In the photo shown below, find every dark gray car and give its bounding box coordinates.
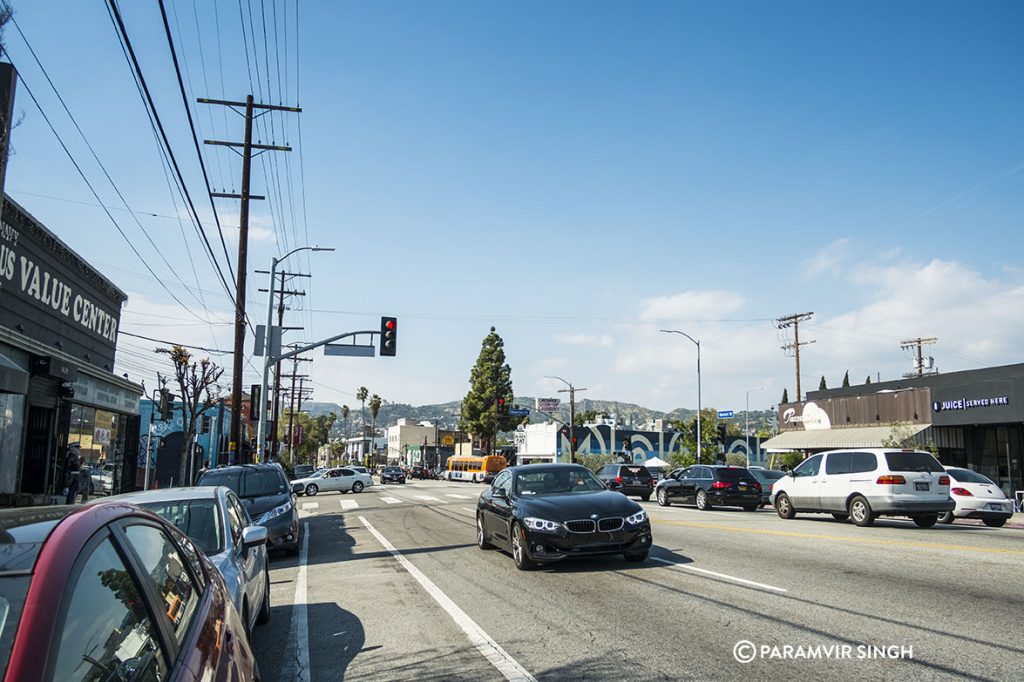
[197,464,301,555]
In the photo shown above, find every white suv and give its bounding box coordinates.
[770,449,954,528]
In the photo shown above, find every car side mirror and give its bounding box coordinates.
[242,525,268,548]
[492,488,508,500]
[292,482,304,494]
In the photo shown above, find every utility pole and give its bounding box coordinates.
[198,95,300,464]
[777,312,815,402]
[282,352,311,463]
[900,337,938,377]
[546,376,586,463]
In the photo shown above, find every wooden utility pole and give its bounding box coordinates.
[198,95,300,464]
[900,337,938,377]
[777,312,815,402]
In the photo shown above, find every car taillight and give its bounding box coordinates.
[710,481,730,490]
[876,475,906,485]
[951,487,973,496]
[615,476,622,484]
[939,475,950,486]
[752,481,762,490]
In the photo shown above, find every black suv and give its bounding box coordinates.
[655,465,761,511]
[596,464,654,501]
[380,466,406,484]
[197,463,301,554]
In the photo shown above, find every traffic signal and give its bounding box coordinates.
[717,423,727,444]
[249,385,261,421]
[496,397,508,416]
[158,389,174,421]
[380,316,397,357]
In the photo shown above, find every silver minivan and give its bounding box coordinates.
[770,449,954,527]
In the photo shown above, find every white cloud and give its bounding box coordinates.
[637,290,745,321]
[801,238,850,278]
[554,333,614,347]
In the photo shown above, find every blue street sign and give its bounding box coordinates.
[717,410,735,419]
[508,408,530,417]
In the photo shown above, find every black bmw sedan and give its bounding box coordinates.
[476,464,653,570]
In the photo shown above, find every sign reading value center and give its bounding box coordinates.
[0,196,125,369]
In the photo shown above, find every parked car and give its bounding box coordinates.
[410,466,433,480]
[197,463,301,554]
[293,466,373,496]
[477,464,653,570]
[770,449,954,527]
[0,503,260,680]
[939,466,1013,527]
[101,486,270,637]
[595,464,654,501]
[746,468,787,507]
[85,463,115,495]
[350,465,370,476]
[380,466,407,484]
[655,465,762,511]
[292,464,316,480]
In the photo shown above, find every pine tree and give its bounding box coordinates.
[461,327,515,453]
[819,376,827,391]
[842,371,850,388]
[865,376,872,385]
[781,388,789,404]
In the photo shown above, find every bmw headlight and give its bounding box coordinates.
[626,510,647,526]
[257,500,293,526]
[523,517,561,533]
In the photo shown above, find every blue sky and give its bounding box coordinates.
[3,1,1022,414]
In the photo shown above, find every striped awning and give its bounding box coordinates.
[761,424,930,451]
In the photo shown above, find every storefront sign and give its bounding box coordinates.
[72,373,139,413]
[1,197,125,369]
[932,396,1009,412]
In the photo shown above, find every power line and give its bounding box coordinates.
[119,331,233,355]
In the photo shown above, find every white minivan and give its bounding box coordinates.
[770,449,954,528]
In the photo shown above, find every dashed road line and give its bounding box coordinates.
[339,499,360,511]
[359,516,535,682]
[650,557,788,593]
[415,495,441,502]
[462,507,476,513]
[380,496,402,504]
[446,494,472,499]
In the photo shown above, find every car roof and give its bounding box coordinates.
[206,463,284,472]
[103,486,227,505]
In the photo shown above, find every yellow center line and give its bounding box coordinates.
[651,518,1024,555]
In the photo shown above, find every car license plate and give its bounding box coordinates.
[738,485,747,490]
[915,482,929,491]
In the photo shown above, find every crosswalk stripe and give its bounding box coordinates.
[340,499,360,511]
[301,502,319,511]
[415,495,440,502]
[380,496,401,504]
[445,494,472,499]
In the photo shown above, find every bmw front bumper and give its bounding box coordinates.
[521,522,653,562]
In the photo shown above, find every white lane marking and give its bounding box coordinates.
[380,496,402,504]
[284,522,310,681]
[462,507,476,513]
[650,557,788,593]
[445,494,472,499]
[415,495,441,502]
[359,517,535,682]
[301,502,319,511]
[340,499,360,511]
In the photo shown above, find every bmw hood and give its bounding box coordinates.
[517,491,641,519]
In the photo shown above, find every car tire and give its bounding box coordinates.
[242,603,252,642]
[624,549,649,562]
[641,494,651,502]
[937,511,955,524]
[256,569,271,624]
[831,513,849,521]
[775,493,796,519]
[742,504,758,512]
[913,514,938,528]
[657,488,670,507]
[511,522,536,571]
[353,481,364,493]
[695,489,711,511]
[477,514,494,550]
[848,495,875,527]
[982,518,1007,528]
[305,484,318,496]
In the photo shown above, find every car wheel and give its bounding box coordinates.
[256,569,271,624]
[624,549,649,562]
[742,504,758,512]
[848,495,875,527]
[477,514,494,550]
[305,484,318,496]
[353,481,364,493]
[831,513,849,521]
[656,488,670,507]
[695,489,711,511]
[641,494,651,502]
[982,518,1007,528]
[937,511,955,524]
[913,514,938,528]
[775,493,796,519]
[511,522,535,571]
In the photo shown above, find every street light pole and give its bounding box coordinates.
[745,385,764,467]
[545,375,586,463]
[660,330,702,464]
[257,246,333,462]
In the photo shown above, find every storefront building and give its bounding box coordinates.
[0,196,143,504]
[138,399,232,488]
[764,363,1024,498]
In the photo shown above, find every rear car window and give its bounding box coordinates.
[946,468,994,485]
[884,451,943,473]
[622,466,651,479]
[716,469,755,482]
[140,499,223,556]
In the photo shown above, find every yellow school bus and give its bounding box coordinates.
[445,455,507,483]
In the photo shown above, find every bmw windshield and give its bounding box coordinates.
[514,468,606,495]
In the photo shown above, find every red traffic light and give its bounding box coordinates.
[498,398,505,405]
[385,319,395,330]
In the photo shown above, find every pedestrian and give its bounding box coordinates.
[78,463,91,503]
[63,443,81,504]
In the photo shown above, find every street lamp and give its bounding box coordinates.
[745,385,764,467]
[660,330,702,463]
[256,245,334,462]
[545,375,586,463]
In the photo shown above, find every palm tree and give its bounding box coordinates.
[369,394,382,465]
[341,405,350,462]
[356,387,368,460]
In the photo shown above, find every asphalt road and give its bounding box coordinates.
[249,479,1024,681]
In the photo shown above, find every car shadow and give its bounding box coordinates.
[251,601,368,681]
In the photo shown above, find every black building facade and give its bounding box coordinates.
[0,195,143,504]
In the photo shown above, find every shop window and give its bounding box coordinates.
[0,393,26,494]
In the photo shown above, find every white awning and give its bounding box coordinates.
[761,424,930,451]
